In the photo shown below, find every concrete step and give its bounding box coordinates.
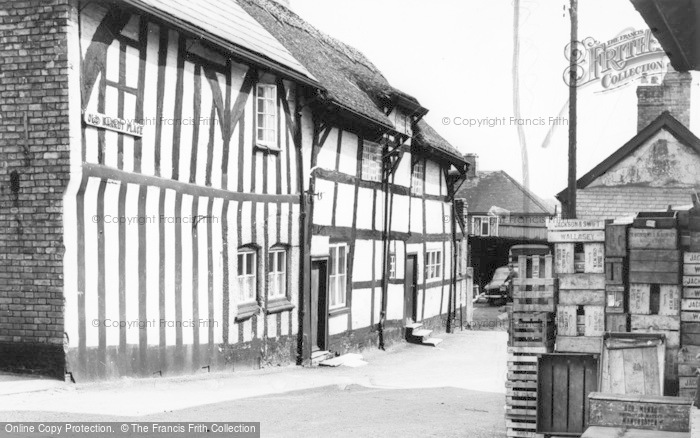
[422,338,443,347]
[405,322,423,330]
[319,353,365,367]
[411,329,432,339]
[311,350,333,366]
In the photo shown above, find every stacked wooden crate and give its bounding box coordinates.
[628,218,681,394]
[548,219,606,354]
[680,252,700,398]
[506,254,556,438]
[605,223,628,332]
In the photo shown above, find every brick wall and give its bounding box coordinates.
[576,186,693,220]
[0,0,71,378]
[637,67,691,132]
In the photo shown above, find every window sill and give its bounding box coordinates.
[266,298,295,315]
[235,302,260,322]
[329,306,350,317]
[254,143,281,153]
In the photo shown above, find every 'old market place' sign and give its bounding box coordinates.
[84,112,144,137]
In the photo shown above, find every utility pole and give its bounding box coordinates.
[566,0,578,219]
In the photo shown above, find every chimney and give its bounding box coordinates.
[464,153,478,179]
[637,64,691,131]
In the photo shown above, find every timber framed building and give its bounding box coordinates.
[0,0,469,380]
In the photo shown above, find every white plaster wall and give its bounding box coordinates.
[316,128,339,171]
[391,194,410,233]
[589,129,700,188]
[329,313,348,335]
[387,284,404,320]
[312,178,335,226]
[351,288,372,329]
[356,187,374,230]
[338,131,358,176]
[425,200,445,234]
[353,240,374,282]
[335,183,355,227]
[410,197,423,233]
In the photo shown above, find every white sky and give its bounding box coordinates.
[290,0,700,201]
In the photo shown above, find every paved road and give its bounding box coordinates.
[0,331,508,438]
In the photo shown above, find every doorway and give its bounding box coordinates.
[404,254,418,323]
[310,259,329,351]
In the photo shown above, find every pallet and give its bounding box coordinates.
[506,343,548,438]
[512,281,557,312]
[505,416,543,438]
[510,312,555,348]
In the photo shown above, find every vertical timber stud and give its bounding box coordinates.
[567,0,578,219]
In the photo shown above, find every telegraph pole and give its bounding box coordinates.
[566,0,578,219]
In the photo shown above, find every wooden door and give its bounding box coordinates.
[405,254,418,322]
[310,260,328,351]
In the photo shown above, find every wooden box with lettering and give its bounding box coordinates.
[605,223,628,258]
[628,228,678,250]
[587,393,692,432]
[629,284,651,315]
[681,322,700,346]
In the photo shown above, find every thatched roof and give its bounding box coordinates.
[237,0,464,163]
[413,119,462,160]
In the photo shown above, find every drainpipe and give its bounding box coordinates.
[379,138,395,350]
[294,95,307,366]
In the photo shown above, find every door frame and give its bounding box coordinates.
[404,253,419,323]
[310,257,329,352]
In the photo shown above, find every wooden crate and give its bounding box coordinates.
[555,243,575,274]
[605,223,628,257]
[557,305,604,337]
[629,249,680,284]
[506,345,549,437]
[517,254,553,279]
[633,211,678,229]
[604,257,624,285]
[584,243,605,274]
[556,336,603,354]
[560,289,605,306]
[588,392,692,432]
[681,322,700,346]
[677,346,700,401]
[628,228,678,250]
[605,313,628,332]
[605,285,625,313]
[690,231,700,252]
[513,279,557,312]
[630,284,681,316]
[510,312,555,348]
[600,333,666,395]
[559,273,606,290]
[630,314,680,331]
[537,353,599,436]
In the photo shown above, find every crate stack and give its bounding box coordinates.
[506,254,556,438]
[627,215,681,393]
[548,219,606,354]
[604,223,629,332]
[680,251,700,398]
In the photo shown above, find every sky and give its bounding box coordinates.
[289,0,700,202]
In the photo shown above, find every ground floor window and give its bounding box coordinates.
[237,250,257,303]
[426,250,442,280]
[329,244,348,308]
[268,248,287,300]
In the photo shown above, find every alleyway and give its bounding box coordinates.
[0,330,507,437]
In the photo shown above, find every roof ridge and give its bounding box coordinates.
[497,171,552,214]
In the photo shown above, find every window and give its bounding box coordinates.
[411,160,424,196]
[237,250,257,303]
[329,244,348,309]
[362,141,382,182]
[395,112,410,135]
[389,254,397,279]
[268,249,287,300]
[256,84,277,145]
[471,216,499,237]
[426,250,442,280]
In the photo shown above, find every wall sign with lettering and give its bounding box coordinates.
[84,112,144,137]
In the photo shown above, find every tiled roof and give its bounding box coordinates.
[456,171,553,215]
[576,186,695,219]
